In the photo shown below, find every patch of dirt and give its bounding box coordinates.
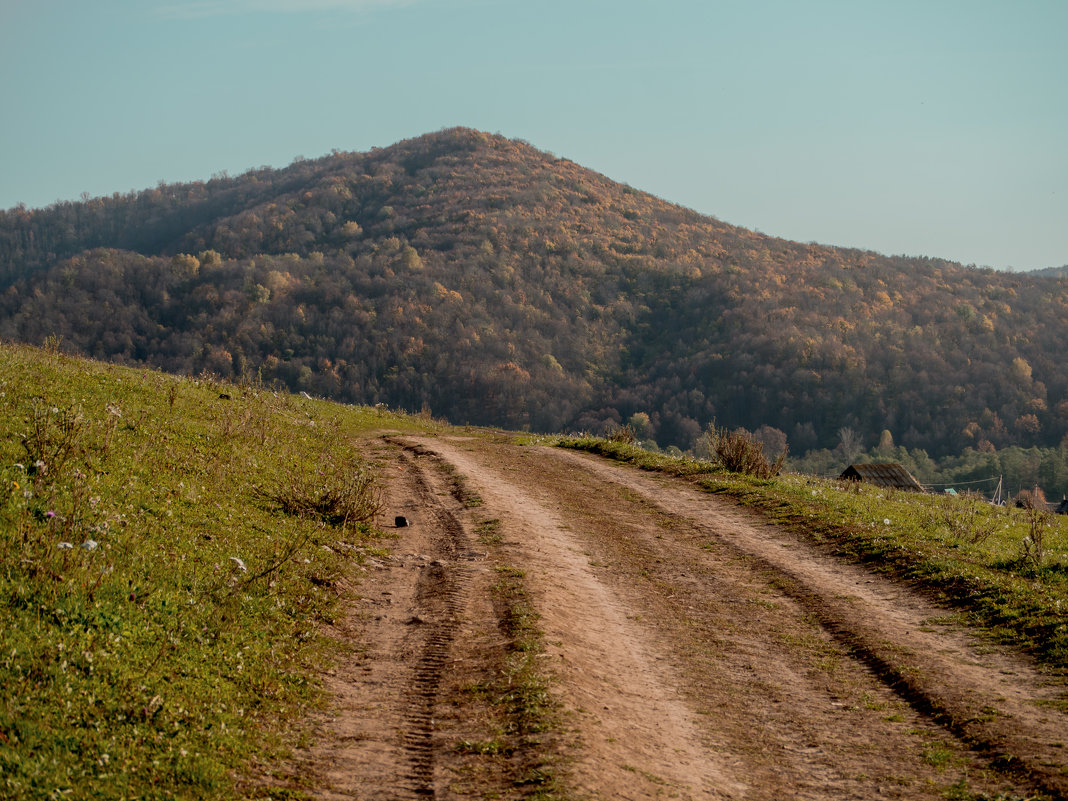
[293,435,1068,800]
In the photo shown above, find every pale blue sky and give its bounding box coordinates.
[1,0,1065,270]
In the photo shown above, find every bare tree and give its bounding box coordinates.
[838,427,862,461]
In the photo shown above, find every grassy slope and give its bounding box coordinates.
[0,341,433,800]
[553,436,1068,674]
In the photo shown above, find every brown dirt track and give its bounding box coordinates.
[293,434,1068,800]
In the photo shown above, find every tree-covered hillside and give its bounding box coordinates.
[2,127,1066,463]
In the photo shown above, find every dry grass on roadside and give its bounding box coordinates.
[703,423,787,479]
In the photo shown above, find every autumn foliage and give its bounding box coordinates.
[1,128,1067,464]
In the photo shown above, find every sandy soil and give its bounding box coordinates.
[293,435,1068,800]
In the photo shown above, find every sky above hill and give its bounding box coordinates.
[1,0,1065,271]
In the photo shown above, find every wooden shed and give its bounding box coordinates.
[839,463,925,492]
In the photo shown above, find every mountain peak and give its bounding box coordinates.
[1,130,1066,473]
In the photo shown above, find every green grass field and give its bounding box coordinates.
[0,341,433,800]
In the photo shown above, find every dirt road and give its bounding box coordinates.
[296,435,1068,800]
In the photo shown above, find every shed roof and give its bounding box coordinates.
[839,463,925,492]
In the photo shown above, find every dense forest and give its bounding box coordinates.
[2,127,1067,494]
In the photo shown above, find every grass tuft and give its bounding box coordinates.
[486,563,567,798]
[254,456,381,531]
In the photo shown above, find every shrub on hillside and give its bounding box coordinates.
[605,423,637,445]
[705,423,787,479]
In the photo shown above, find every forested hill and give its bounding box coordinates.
[1,127,1066,460]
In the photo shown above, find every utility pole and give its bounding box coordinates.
[991,475,1003,506]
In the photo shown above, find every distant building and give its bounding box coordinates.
[1055,497,1068,515]
[838,463,925,492]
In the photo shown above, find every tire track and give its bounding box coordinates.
[291,437,486,801]
[393,444,475,798]
[557,445,1068,799]
[560,449,1068,798]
